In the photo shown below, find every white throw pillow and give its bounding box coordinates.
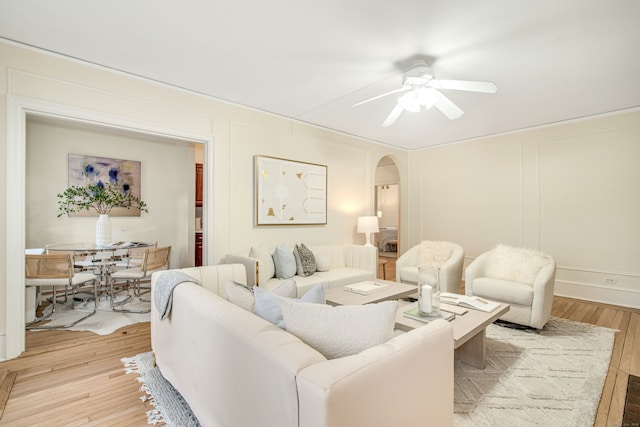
[314,253,331,272]
[225,279,296,312]
[272,244,297,279]
[253,282,325,328]
[485,244,549,285]
[282,300,398,359]
[417,241,452,267]
[249,246,275,285]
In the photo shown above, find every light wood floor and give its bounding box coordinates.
[0,258,635,426]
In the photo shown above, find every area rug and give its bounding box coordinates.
[454,317,616,427]
[31,297,150,335]
[123,317,615,427]
[122,352,201,426]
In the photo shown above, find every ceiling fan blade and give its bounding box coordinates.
[430,79,497,94]
[433,91,464,120]
[382,104,404,127]
[351,87,410,108]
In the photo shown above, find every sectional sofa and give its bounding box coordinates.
[150,263,454,427]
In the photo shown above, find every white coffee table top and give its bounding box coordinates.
[395,300,510,349]
[325,280,416,306]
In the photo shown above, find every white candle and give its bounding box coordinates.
[420,285,432,313]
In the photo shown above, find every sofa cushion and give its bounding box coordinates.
[249,246,275,285]
[282,300,398,359]
[225,279,296,312]
[272,245,297,279]
[293,243,316,277]
[472,277,534,306]
[254,283,325,328]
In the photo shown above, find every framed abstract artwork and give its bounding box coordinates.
[68,154,143,217]
[255,155,327,225]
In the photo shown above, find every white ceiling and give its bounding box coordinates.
[1,0,639,150]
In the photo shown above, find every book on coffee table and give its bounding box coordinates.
[440,292,500,313]
[343,281,389,295]
[403,307,455,323]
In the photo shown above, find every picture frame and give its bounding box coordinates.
[67,154,143,217]
[255,155,327,225]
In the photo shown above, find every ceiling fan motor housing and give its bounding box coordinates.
[402,64,434,87]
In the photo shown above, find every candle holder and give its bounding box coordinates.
[417,265,441,317]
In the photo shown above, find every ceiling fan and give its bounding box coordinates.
[352,62,498,126]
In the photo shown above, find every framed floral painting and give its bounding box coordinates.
[68,154,142,217]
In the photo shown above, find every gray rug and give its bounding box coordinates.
[124,317,615,427]
[122,352,201,426]
[455,317,616,427]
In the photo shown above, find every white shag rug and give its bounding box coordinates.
[455,317,616,427]
[31,296,150,335]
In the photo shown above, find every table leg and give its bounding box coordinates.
[455,329,486,369]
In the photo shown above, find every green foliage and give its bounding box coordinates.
[57,184,148,217]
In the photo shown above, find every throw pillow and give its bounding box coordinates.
[249,246,276,285]
[225,280,255,311]
[282,300,398,359]
[225,279,296,312]
[485,244,549,285]
[293,243,317,277]
[417,241,452,268]
[272,244,297,279]
[314,252,331,272]
[253,282,325,328]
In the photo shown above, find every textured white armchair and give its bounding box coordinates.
[465,244,556,329]
[395,241,465,293]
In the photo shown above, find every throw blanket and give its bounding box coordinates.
[154,271,201,320]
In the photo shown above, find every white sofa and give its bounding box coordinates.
[151,264,454,427]
[224,244,377,297]
[395,241,465,293]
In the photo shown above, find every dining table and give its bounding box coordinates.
[45,241,155,300]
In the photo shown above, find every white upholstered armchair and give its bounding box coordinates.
[395,241,465,293]
[465,244,556,329]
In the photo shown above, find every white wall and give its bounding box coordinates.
[408,109,640,308]
[26,116,196,267]
[0,40,408,359]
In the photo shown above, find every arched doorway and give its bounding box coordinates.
[375,156,400,258]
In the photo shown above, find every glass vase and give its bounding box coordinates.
[417,265,441,317]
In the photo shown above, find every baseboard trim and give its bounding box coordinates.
[555,280,640,309]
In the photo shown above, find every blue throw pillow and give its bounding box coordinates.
[272,245,297,279]
[254,283,326,328]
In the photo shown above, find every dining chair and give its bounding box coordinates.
[25,253,99,329]
[113,241,158,270]
[109,245,171,313]
[25,248,45,323]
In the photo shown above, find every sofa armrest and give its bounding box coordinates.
[223,254,259,287]
[343,244,377,276]
[296,319,454,427]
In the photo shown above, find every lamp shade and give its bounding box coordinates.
[357,216,379,233]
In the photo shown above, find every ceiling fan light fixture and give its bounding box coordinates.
[398,91,421,112]
[417,87,439,109]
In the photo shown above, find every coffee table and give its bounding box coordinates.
[325,279,417,306]
[395,300,510,369]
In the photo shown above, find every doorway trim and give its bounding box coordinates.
[5,94,213,360]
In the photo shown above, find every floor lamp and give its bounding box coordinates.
[357,216,379,247]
